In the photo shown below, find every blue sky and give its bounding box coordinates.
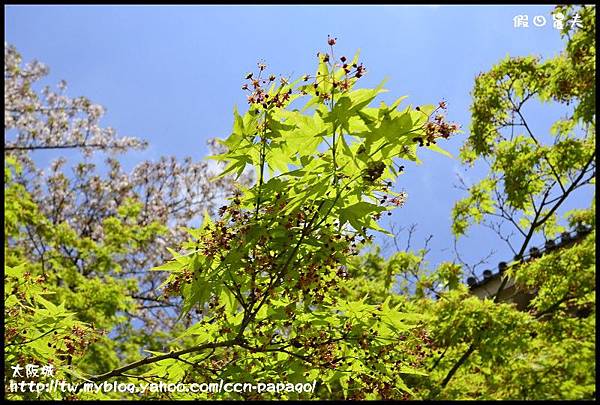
[5,5,592,278]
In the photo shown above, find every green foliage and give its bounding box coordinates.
[437,5,596,400]
[73,41,458,400]
[511,218,595,317]
[425,210,595,400]
[4,7,594,400]
[4,262,99,400]
[452,178,495,236]
[455,5,595,238]
[4,157,173,387]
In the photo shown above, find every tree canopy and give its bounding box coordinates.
[4,5,595,400]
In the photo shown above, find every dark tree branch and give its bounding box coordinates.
[5,143,122,152]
